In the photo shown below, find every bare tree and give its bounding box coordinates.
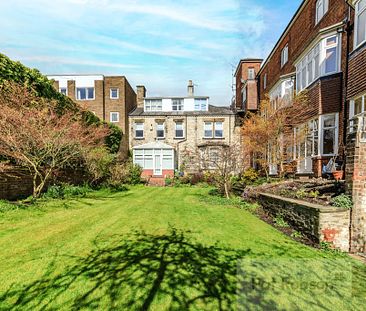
[199,144,245,198]
[0,83,109,197]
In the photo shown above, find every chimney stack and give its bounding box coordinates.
[136,85,146,108]
[187,80,194,97]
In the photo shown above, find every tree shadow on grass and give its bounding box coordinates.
[0,228,275,310]
[2,228,364,310]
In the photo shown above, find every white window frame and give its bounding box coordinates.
[110,112,119,123]
[295,33,341,92]
[156,122,165,139]
[135,122,144,139]
[264,74,267,90]
[319,113,339,156]
[110,88,119,99]
[76,87,95,100]
[354,0,366,49]
[281,44,289,67]
[172,99,184,111]
[315,0,329,25]
[194,98,208,111]
[145,99,162,112]
[349,94,366,132]
[204,121,224,138]
[175,121,184,138]
[133,149,175,173]
[248,68,255,80]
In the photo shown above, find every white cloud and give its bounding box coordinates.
[12,55,140,69]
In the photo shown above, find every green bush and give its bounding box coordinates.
[274,215,290,228]
[241,168,260,185]
[107,161,142,189]
[331,194,353,209]
[43,184,90,199]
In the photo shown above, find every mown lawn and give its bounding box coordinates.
[0,186,365,310]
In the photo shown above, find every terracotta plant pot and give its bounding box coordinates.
[332,170,344,181]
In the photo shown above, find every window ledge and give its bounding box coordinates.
[202,137,225,140]
[134,138,145,140]
[174,137,185,140]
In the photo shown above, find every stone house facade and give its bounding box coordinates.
[48,75,136,155]
[129,82,240,181]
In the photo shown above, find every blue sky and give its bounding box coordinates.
[0,0,301,106]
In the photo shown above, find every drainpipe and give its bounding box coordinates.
[344,2,354,253]
[176,115,188,172]
[102,76,106,121]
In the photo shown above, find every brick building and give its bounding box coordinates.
[238,0,350,177]
[233,59,262,112]
[129,81,240,183]
[344,0,366,253]
[48,75,136,155]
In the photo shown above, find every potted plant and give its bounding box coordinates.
[331,145,345,181]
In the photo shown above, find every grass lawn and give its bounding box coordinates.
[0,186,365,310]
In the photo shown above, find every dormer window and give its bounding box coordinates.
[172,99,184,111]
[315,0,329,25]
[145,99,162,111]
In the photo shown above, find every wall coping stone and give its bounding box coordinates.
[258,192,348,213]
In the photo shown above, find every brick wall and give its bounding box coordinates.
[347,44,366,100]
[0,168,88,201]
[346,130,366,253]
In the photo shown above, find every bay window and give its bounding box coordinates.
[172,99,184,111]
[194,98,208,111]
[296,35,340,92]
[355,0,366,48]
[269,78,294,110]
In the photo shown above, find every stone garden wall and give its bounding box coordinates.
[258,193,350,252]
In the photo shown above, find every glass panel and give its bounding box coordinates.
[156,123,165,138]
[359,0,366,11]
[355,97,363,115]
[162,158,173,169]
[87,88,94,99]
[326,36,337,46]
[60,88,67,95]
[314,54,320,79]
[325,47,337,73]
[111,113,118,122]
[323,129,335,154]
[204,122,213,137]
[214,122,223,138]
[144,156,153,169]
[145,149,153,156]
[77,88,86,100]
[134,149,143,155]
[323,115,335,127]
[357,9,366,46]
[172,99,184,111]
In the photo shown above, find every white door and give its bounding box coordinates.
[154,154,162,175]
[297,138,313,174]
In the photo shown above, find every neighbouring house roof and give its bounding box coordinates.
[129,105,235,117]
[133,142,174,149]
